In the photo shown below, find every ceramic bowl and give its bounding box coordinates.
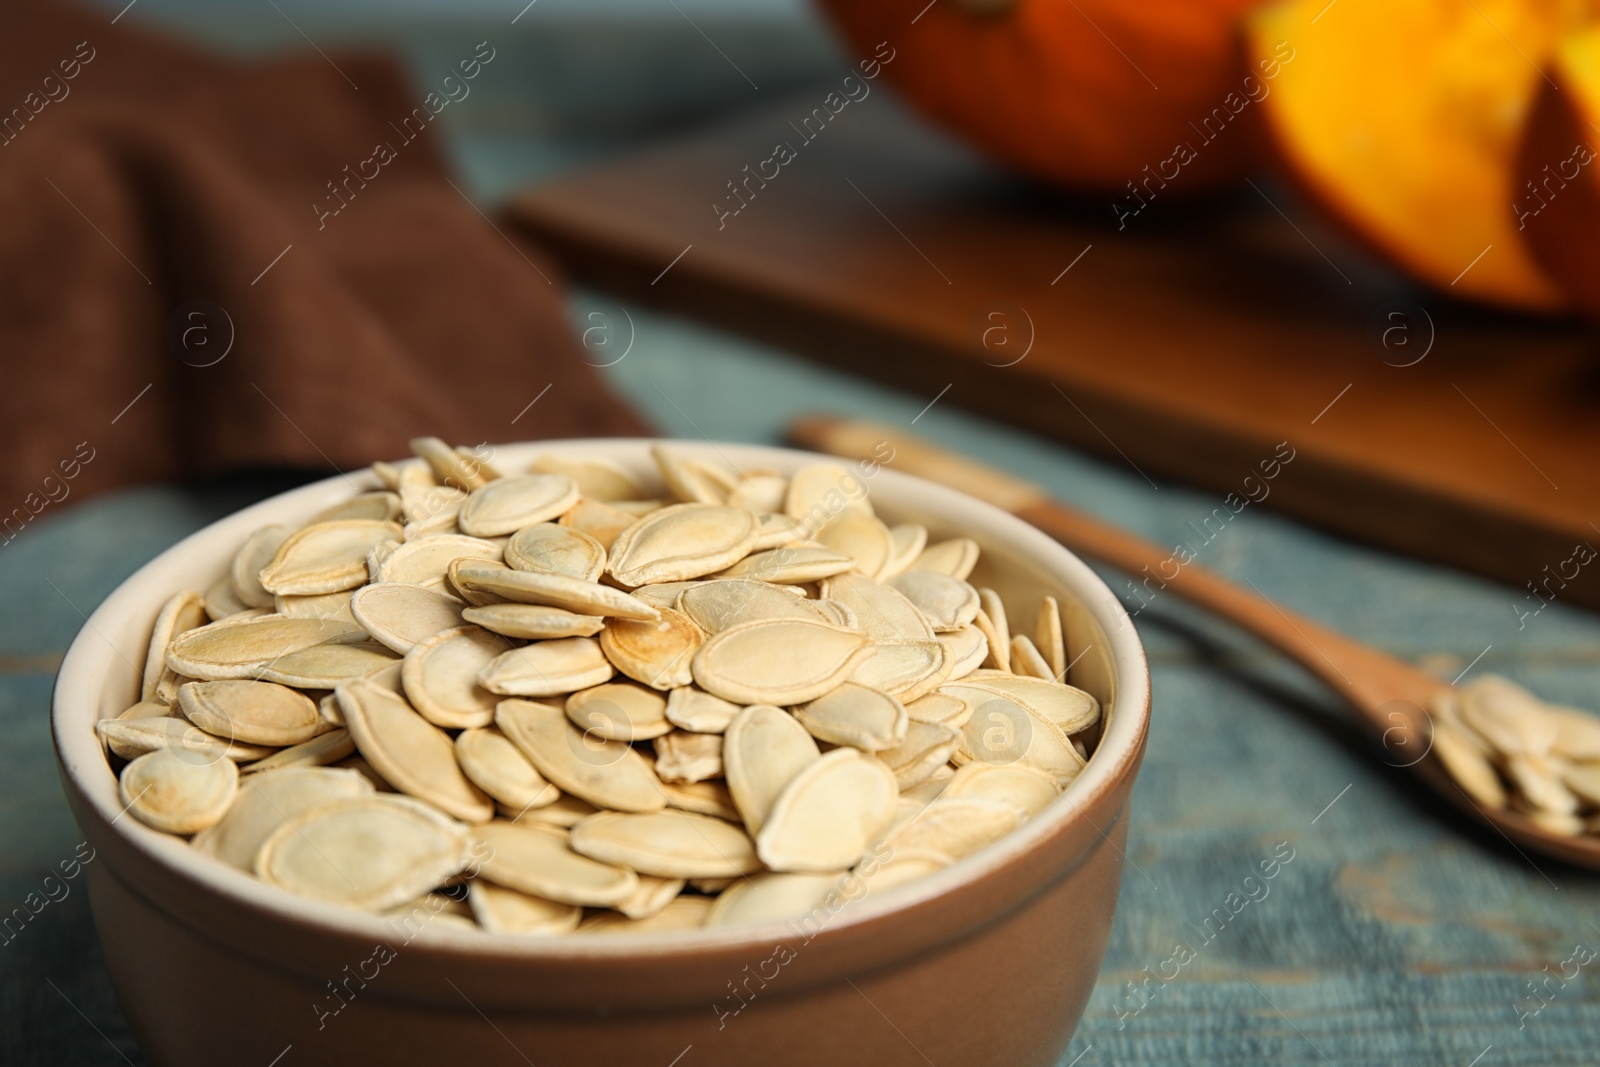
[53,439,1150,1067]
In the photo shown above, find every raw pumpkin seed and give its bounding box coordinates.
[193,766,372,869]
[462,603,604,640]
[453,564,659,621]
[337,677,494,823]
[257,794,469,910]
[458,474,580,536]
[258,520,404,595]
[566,682,673,741]
[467,880,582,935]
[120,747,239,835]
[724,704,821,834]
[349,583,466,654]
[756,748,898,872]
[177,679,325,747]
[474,821,638,906]
[608,503,759,586]
[693,618,873,705]
[570,810,761,878]
[504,523,606,580]
[455,726,559,811]
[478,637,614,697]
[495,698,667,812]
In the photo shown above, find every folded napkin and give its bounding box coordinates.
[0,1,650,523]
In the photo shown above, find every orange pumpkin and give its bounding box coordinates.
[1246,0,1584,312]
[1516,25,1600,317]
[815,0,1274,195]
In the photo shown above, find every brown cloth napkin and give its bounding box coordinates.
[0,1,651,517]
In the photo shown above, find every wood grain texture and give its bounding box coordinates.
[507,92,1600,612]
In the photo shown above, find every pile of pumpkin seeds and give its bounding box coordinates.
[1431,675,1600,836]
[97,439,1102,935]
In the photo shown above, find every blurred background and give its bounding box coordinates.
[6,0,1600,1063]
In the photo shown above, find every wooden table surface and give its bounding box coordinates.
[5,9,1599,1066]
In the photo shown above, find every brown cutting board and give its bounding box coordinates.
[509,92,1600,612]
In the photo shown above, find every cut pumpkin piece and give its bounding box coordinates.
[1516,25,1600,316]
[1247,0,1577,311]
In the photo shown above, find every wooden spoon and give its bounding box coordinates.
[789,415,1600,868]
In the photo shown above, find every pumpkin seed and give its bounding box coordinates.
[665,686,743,734]
[274,590,356,624]
[453,564,659,621]
[495,698,667,812]
[875,721,962,789]
[608,503,759,586]
[258,794,469,910]
[939,626,990,680]
[652,447,725,505]
[705,871,840,927]
[756,748,898,872]
[478,637,614,697]
[410,436,492,491]
[785,462,873,522]
[239,729,356,776]
[890,571,979,632]
[504,523,606,580]
[946,675,1100,735]
[509,791,599,828]
[954,692,1084,785]
[881,523,928,581]
[143,591,208,700]
[795,683,908,751]
[910,538,979,581]
[256,640,401,689]
[654,730,723,783]
[455,726,559,811]
[349,583,466,654]
[566,682,673,741]
[576,895,713,935]
[400,484,467,539]
[571,810,761,877]
[1008,635,1054,681]
[975,589,1011,671]
[883,796,1022,860]
[457,475,579,537]
[177,680,325,747]
[750,513,806,551]
[599,608,702,689]
[193,766,372,869]
[905,692,972,728]
[849,639,952,702]
[724,704,821,834]
[337,678,494,823]
[311,490,403,525]
[1036,596,1066,678]
[96,715,273,763]
[399,625,508,729]
[678,580,821,633]
[204,575,250,621]
[530,453,643,502]
[559,498,638,549]
[816,511,894,577]
[259,520,404,595]
[659,779,741,821]
[467,881,581,935]
[474,821,639,906]
[120,747,239,835]
[717,545,855,584]
[822,572,933,642]
[693,618,873,705]
[1505,753,1579,815]
[231,525,289,609]
[462,603,603,640]
[377,533,501,588]
[941,762,1059,818]
[727,473,789,514]
[165,613,365,680]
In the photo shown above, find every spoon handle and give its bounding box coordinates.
[787,416,1441,728]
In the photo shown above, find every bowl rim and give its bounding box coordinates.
[53,437,1150,961]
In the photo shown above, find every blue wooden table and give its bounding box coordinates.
[7,7,1599,1064]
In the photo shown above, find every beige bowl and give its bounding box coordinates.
[52,439,1150,1067]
